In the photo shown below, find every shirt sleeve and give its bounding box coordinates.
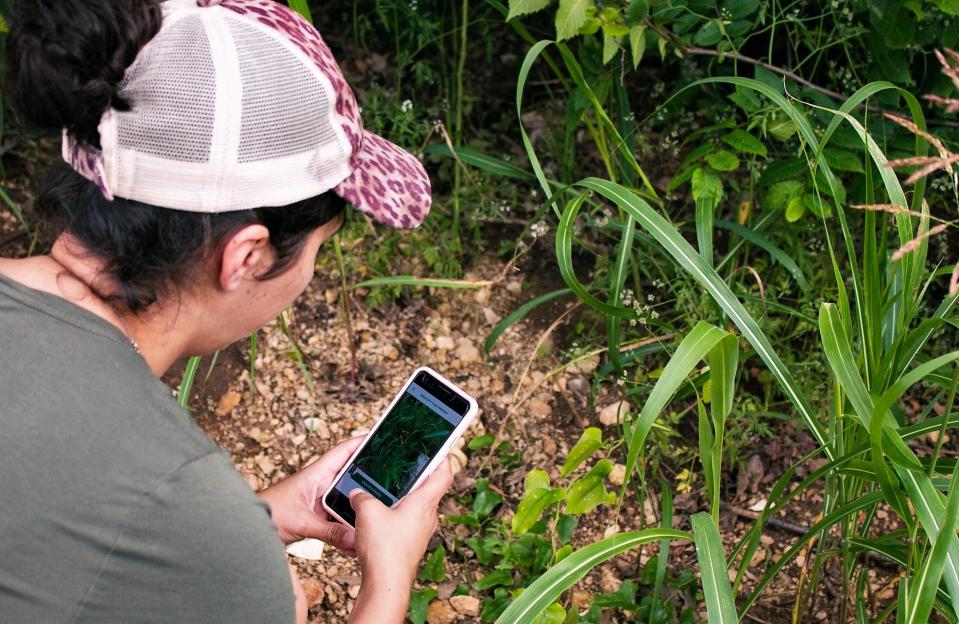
[72,452,296,624]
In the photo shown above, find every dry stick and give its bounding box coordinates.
[683,47,959,129]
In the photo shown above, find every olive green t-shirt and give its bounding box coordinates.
[0,273,295,623]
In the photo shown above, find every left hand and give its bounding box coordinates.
[258,435,365,555]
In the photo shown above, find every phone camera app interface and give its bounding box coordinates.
[332,381,464,506]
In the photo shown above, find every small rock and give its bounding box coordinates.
[426,599,458,624]
[567,376,589,396]
[384,345,400,360]
[301,578,325,608]
[599,565,622,593]
[571,591,592,609]
[436,336,456,351]
[436,581,458,601]
[482,307,501,325]
[456,339,481,364]
[215,391,242,416]
[567,355,599,374]
[599,400,631,426]
[608,463,627,486]
[506,279,523,295]
[449,595,480,617]
[528,397,552,417]
[256,456,276,475]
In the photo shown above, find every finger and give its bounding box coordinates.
[349,488,388,515]
[298,516,356,551]
[310,436,367,476]
[288,563,308,624]
[405,458,454,508]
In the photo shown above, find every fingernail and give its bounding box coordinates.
[344,529,356,549]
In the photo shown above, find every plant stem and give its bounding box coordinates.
[929,363,959,476]
[333,235,358,385]
[451,0,469,252]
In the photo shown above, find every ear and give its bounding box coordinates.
[218,224,272,292]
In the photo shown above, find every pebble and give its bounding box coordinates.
[449,595,480,617]
[608,463,627,486]
[456,339,481,364]
[599,400,631,426]
[216,391,242,416]
[600,565,622,593]
[436,336,456,351]
[256,456,276,475]
[528,397,552,417]
[426,599,458,624]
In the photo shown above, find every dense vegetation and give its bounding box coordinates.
[4,1,959,622]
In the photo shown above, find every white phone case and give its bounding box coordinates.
[321,367,478,526]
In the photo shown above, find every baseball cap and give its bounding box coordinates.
[62,0,432,229]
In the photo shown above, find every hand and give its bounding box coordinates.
[258,436,365,555]
[348,459,454,624]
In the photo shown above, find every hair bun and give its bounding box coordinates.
[7,0,163,148]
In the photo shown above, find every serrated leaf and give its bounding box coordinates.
[408,588,438,624]
[626,0,649,24]
[602,33,621,64]
[693,20,722,46]
[566,460,615,514]
[629,25,646,69]
[705,150,740,172]
[802,193,831,218]
[531,603,566,624]
[556,0,590,41]
[722,129,768,157]
[508,0,554,19]
[561,427,603,476]
[721,0,759,20]
[767,117,797,141]
[785,195,806,222]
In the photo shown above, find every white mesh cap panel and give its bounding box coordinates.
[230,19,340,164]
[116,14,217,163]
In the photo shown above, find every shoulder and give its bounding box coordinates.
[73,452,295,624]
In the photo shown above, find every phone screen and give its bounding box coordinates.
[324,371,470,525]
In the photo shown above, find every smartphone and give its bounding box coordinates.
[322,367,478,527]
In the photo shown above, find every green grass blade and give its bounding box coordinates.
[493,529,690,624]
[650,481,673,623]
[575,178,830,455]
[486,288,572,352]
[608,215,636,368]
[424,144,537,181]
[287,0,312,23]
[692,513,739,623]
[620,322,733,498]
[177,356,201,410]
[908,463,959,624]
[355,276,496,290]
[715,219,810,291]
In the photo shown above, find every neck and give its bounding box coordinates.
[48,235,198,377]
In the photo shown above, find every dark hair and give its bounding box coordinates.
[7,0,346,312]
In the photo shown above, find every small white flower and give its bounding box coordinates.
[401,99,413,113]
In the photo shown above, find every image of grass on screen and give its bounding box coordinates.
[353,392,456,497]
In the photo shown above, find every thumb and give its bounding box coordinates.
[349,488,387,516]
[405,458,454,509]
[299,516,356,551]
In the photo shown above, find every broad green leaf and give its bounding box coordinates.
[823,148,864,173]
[513,470,567,535]
[561,427,603,476]
[722,0,759,19]
[474,479,505,517]
[907,464,959,624]
[287,0,312,22]
[478,569,515,591]
[493,529,691,624]
[785,196,805,222]
[408,588,438,624]
[531,603,566,624]
[508,0,553,19]
[566,460,616,514]
[626,0,648,23]
[691,513,739,623]
[694,20,722,46]
[705,150,740,172]
[692,168,723,264]
[419,546,446,583]
[629,25,646,69]
[722,129,767,157]
[764,180,802,211]
[767,117,797,141]
[556,0,589,41]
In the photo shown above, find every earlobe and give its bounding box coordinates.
[218,225,272,292]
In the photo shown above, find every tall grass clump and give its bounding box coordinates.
[474,33,959,624]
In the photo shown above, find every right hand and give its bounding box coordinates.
[350,459,453,590]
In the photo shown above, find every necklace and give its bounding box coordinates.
[108,302,142,355]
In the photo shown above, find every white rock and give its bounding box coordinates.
[599,400,631,426]
[608,463,627,486]
[436,336,456,351]
[449,595,480,617]
[286,538,326,560]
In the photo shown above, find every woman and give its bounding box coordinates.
[0,0,450,622]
